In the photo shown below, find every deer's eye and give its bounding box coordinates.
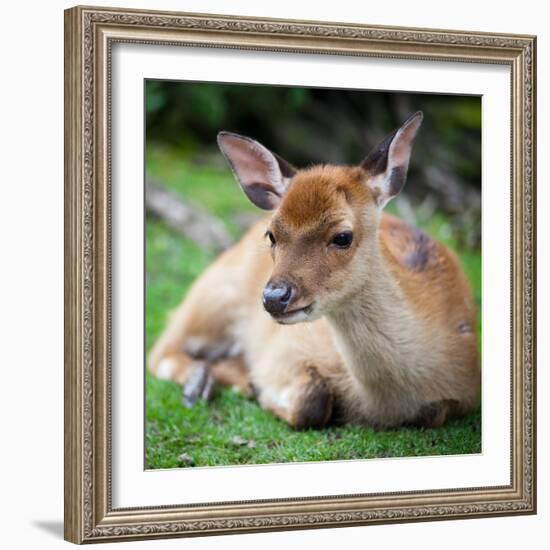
[330,231,353,249]
[266,230,276,246]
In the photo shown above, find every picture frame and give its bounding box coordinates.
[64,5,537,544]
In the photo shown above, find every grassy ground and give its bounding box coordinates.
[145,145,482,469]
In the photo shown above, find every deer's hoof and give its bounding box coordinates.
[181,362,216,408]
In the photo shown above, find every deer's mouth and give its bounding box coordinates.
[270,303,314,325]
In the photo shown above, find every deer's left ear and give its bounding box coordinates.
[217,132,296,211]
[361,111,423,208]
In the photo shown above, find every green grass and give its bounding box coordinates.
[146,373,481,468]
[145,145,482,469]
[147,146,258,237]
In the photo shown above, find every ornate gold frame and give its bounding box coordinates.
[64,5,537,544]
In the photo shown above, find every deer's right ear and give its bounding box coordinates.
[217,132,296,210]
[361,111,423,209]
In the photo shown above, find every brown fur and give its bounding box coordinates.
[150,127,480,431]
[292,366,334,429]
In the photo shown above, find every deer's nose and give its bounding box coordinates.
[262,282,293,315]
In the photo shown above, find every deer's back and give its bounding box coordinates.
[379,213,477,337]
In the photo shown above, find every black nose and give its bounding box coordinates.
[262,282,293,315]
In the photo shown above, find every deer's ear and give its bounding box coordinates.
[217,132,296,210]
[361,111,423,208]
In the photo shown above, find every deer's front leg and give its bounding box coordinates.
[181,361,215,407]
[181,357,253,408]
[257,366,333,430]
[410,399,460,429]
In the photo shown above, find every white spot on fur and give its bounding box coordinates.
[156,357,176,380]
[262,386,290,409]
[278,311,308,324]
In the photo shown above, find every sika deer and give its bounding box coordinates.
[148,112,480,429]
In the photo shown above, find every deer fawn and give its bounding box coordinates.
[149,112,480,430]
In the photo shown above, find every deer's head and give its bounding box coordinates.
[218,112,423,324]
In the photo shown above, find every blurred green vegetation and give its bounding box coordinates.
[145,142,481,470]
[146,80,481,216]
[145,81,481,180]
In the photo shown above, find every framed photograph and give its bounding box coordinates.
[64,5,537,544]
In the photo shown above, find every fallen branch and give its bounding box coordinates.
[145,178,233,252]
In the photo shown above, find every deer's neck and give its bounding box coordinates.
[326,245,421,390]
